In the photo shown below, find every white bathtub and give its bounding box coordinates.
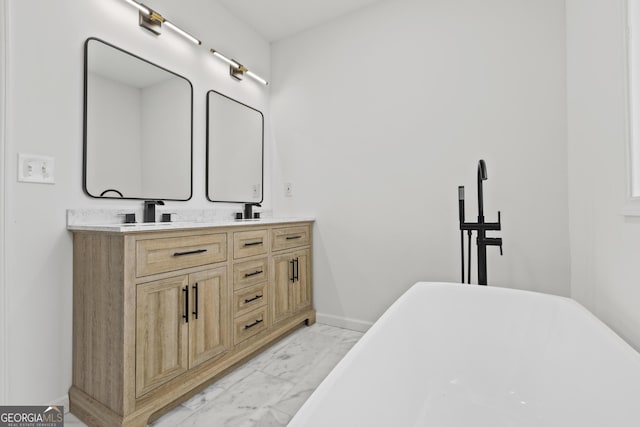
[289,282,640,426]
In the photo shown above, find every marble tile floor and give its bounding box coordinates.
[65,323,363,427]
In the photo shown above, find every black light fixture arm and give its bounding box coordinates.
[458,160,503,285]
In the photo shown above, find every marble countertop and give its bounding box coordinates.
[67,217,315,233]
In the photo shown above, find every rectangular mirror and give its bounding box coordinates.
[206,90,264,203]
[83,37,193,200]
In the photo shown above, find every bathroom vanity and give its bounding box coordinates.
[68,219,314,427]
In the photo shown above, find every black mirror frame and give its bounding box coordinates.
[82,37,194,201]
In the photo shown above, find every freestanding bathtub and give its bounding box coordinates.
[289,282,640,426]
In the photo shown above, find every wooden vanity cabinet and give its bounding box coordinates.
[69,221,314,427]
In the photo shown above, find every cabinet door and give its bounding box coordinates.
[272,249,311,324]
[292,249,311,312]
[272,252,294,324]
[189,267,230,369]
[136,275,189,398]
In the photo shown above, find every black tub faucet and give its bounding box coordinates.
[144,200,165,223]
[458,160,503,285]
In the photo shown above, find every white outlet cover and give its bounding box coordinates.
[284,182,293,197]
[18,153,55,184]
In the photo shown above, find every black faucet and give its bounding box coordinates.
[243,202,261,220]
[144,200,165,223]
[458,160,503,285]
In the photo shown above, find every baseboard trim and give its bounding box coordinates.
[316,313,372,333]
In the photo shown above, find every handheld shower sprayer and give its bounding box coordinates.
[477,159,487,219]
[458,186,465,222]
[478,159,488,180]
[458,160,503,285]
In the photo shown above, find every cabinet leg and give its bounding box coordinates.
[304,311,316,326]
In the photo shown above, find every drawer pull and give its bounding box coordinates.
[244,318,263,329]
[244,294,263,304]
[182,286,189,323]
[173,249,208,257]
[192,282,199,320]
[244,270,263,278]
[243,241,263,247]
[286,235,302,240]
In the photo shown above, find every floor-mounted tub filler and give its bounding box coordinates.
[289,283,640,426]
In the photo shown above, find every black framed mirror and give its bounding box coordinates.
[206,90,264,203]
[83,37,193,200]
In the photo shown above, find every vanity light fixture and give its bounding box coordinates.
[210,49,269,85]
[123,0,202,45]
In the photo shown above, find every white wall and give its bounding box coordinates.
[567,0,640,351]
[2,0,269,405]
[271,0,570,327]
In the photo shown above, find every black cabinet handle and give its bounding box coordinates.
[286,235,302,240]
[244,294,263,304]
[244,318,264,329]
[244,270,263,278]
[192,283,199,319]
[289,259,295,283]
[294,257,299,282]
[182,286,189,323]
[174,249,207,257]
[243,241,263,247]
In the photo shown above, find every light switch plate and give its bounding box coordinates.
[284,182,293,197]
[18,153,55,184]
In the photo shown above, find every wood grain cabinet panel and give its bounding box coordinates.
[272,252,294,323]
[136,233,227,277]
[233,257,268,290]
[188,267,230,369]
[234,306,268,345]
[234,282,268,318]
[271,225,310,252]
[292,250,311,311]
[136,275,190,398]
[233,229,268,259]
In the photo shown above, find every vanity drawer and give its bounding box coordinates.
[233,229,268,259]
[271,225,311,251]
[136,233,227,277]
[234,306,268,345]
[233,258,268,290]
[233,282,267,318]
